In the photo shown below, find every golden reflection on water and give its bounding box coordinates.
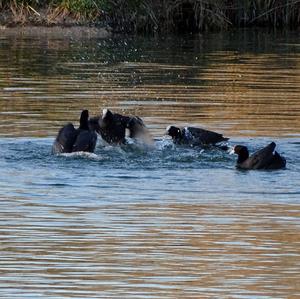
[0,201,299,298]
[0,32,299,138]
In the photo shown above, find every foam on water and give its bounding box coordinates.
[58,151,103,161]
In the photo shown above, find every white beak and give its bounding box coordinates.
[229,146,235,155]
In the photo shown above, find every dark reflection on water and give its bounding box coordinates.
[0,28,300,298]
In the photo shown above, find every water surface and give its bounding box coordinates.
[0,28,299,298]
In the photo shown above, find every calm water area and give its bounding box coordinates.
[0,27,299,298]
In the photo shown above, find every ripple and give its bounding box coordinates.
[0,29,299,299]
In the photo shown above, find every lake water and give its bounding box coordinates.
[0,28,299,298]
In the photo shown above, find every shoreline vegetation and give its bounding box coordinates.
[0,1,300,33]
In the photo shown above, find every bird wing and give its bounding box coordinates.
[248,142,276,169]
[73,130,97,153]
[265,151,286,169]
[52,123,77,153]
[186,127,228,145]
[127,116,148,138]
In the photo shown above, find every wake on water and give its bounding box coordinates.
[53,136,231,172]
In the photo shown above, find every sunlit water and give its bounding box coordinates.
[0,28,299,298]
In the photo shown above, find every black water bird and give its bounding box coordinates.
[97,109,129,144]
[233,142,286,170]
[52,110,97,154]
[166,125,229,147]
[92,109,151,144]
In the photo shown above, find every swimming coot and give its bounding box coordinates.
[52,110,97,154]
[166,125,229,146]
[233,142,286,170]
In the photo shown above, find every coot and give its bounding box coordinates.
[233,142,286,170]
[166,125,229,146]
[94,109,150,144]
[52,110,97,154]
[97,109,129,144]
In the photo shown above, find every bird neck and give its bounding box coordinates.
[79,116,89,130]
[237,148,249,163]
